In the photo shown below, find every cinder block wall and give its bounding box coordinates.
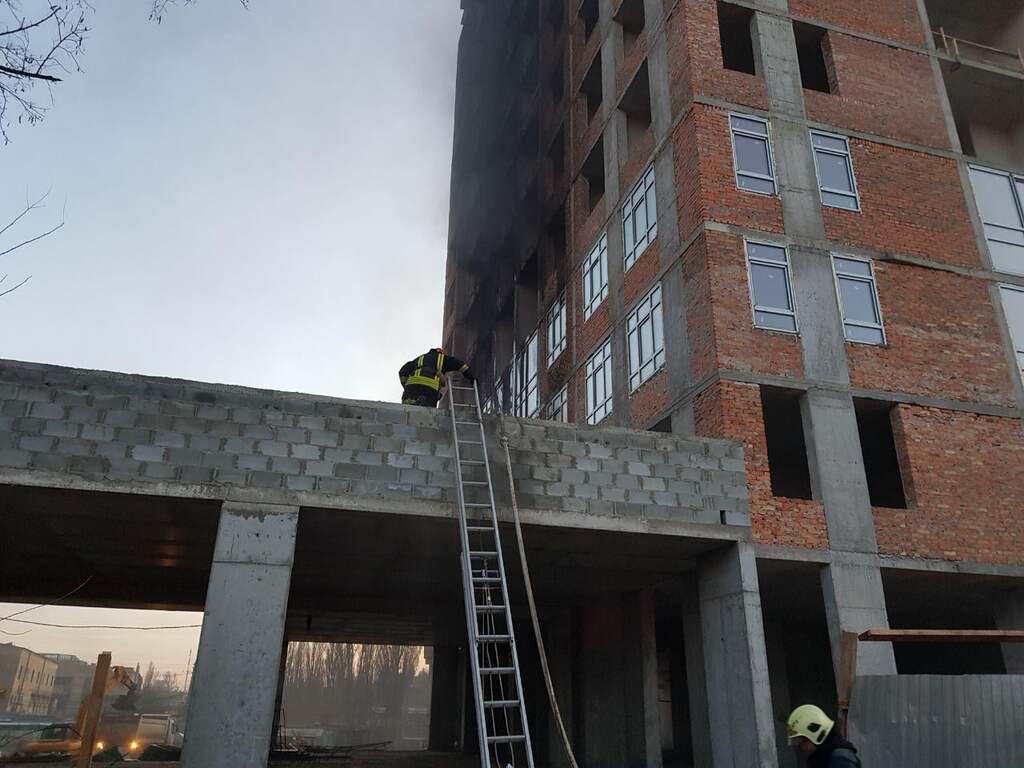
[0,360,748,528]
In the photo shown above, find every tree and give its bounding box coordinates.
[0,0,89,144]
[0,188,63,297]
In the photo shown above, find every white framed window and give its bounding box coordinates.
[623,165,658,271]
[811,131,859,211]
[582,233,609,319]
[513,333,539,418]
[627,283,665,391]
[969,165,1024,276]
[831,255,885,345]
[1000,284,1024,383]
[546,385,569,422]
[730,114,776,195]
[745,240,797,333]
[585,338,613,425]
[546,295,567,366]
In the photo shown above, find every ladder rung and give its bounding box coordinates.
[475,605,506,613]
[455,419,482,425]
[473,576,502,583]
[477,634,511,642]
[487,734,527,744]
[464,502,491,507]
[462,480,488,485]
[460,460,485,465]
[458,440,483,446]
[466,525,494,532]
[483,700,521,708]
[452,402,477,407]
[470,550,499,557]
[450,385,476,391]
[479,666,515,675]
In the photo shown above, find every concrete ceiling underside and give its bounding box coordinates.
[1,484,727,645]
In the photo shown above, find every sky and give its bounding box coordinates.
[0,0,462,675]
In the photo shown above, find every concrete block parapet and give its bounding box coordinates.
[0,359,750,535]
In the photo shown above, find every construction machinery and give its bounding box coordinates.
[446,381,535,768]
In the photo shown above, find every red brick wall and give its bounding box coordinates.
[629,369,668,429]
[623,239,661,307]
[667,0,770,118]
[699,231,805,379]
[823,142,981,268]
[877,405,1024,565]
[673,107,786,237]
[695,380,829,548]
[847,263,1018,407]
[789,0,926,48]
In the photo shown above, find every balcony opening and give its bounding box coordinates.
[549,125,565,184]
[717,2,757,75]
[760,387,813,500]
[620,61,652,157]
[942,62,1024,167]
[581,50,604,123]
[581,136,606,212]
[546,203,567,263]
[794,22,834,93]
[580,0,599,42]
[615,0,646,53]
[853,399,908,509]
[925,0,1024,68]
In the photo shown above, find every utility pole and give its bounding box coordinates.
[75,651,112,768]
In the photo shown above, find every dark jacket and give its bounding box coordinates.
[808,729,861,768]
[399,350,473,407]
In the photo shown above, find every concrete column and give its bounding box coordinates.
[580,594,662,768]
[624,591,664,768]
[994,587,1024,673]
[429,615,467,752]
[181,501,299,768]
[764,621,796,768]
[681,579,712,768]
[697,543,778,768]
[820,559,895,675]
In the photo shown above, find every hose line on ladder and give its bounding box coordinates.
[499,428,581,768]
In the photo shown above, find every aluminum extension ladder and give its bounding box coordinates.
[446,381,535,768]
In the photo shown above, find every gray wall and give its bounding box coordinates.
[849,674,1024,767]
[0,359,748,533]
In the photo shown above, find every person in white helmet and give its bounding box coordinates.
[787,704,861,767]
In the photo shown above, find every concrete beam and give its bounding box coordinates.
[181,502,299,768]
[698,543,778,768]
[682,580,712,768]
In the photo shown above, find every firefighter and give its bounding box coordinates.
[399,348,475,407]
[787,705,862,768]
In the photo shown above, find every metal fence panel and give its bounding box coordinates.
[848,675,1024,768]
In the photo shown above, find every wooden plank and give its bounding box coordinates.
[74,651,111,768]
[835,631,859,739]
[859,629,1024,643]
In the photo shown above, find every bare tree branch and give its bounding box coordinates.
[0,273,32,298]
[0,6,59,38]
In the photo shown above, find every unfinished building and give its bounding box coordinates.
[444,0,1024,765]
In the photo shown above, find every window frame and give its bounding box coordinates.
[622,164,658,271]
[546,294,567,366]
[585,338,614,425]
[744,239,799,334]
[546,384,569,422]
[582,233,610,319]
[968,164,1024,276]
[512,332,540,418]
[627,282,666,392]
[729,113,777,196]
[999,282,1024,383]
[810,130,860,212]
[830,254,886,346]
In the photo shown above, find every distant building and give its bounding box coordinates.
[43,655,96,720]
[0,644,58,715]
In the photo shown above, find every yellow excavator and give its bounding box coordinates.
[14,661,138,761]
